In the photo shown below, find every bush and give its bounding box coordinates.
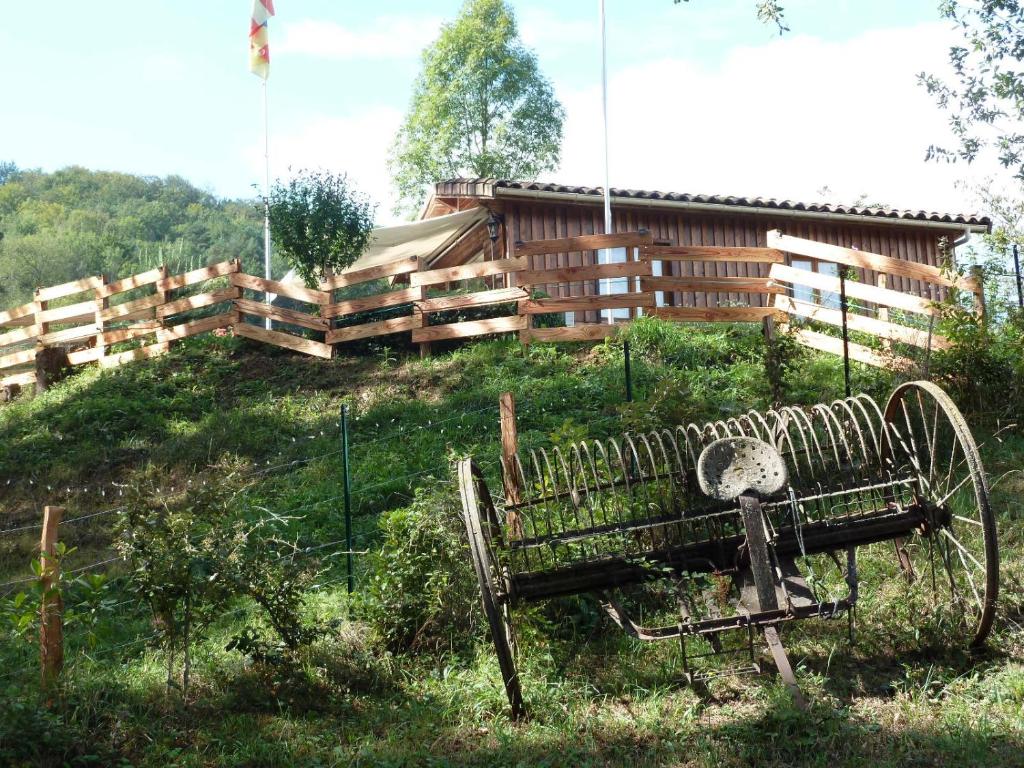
[359,482,481,654]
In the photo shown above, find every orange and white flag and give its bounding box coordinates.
[249,0,275,79]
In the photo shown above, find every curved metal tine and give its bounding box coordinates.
[623,434,651,525]
[539,448,570,545]
[553,446,584,536]
[507,453,532,571]
[660,428,688,492]
[831,399,871,474]
[764,408,804,484]
[683,424,705,470]
[594,439,622,531]
[725,417,746,437]
[569,442,598,533]
[848,395,883,468]
[649,430,679,516]
[529,448,556,570]
[779,406,820,482]
[637,433,666,519]
[810,404,846,478]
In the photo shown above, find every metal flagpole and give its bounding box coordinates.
[262,79,272,330]
[599,0,613,326]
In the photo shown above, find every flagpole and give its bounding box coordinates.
[599,0,613,325]
[262,78,272,330]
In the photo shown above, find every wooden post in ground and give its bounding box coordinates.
[39,505,65,691]
[94,275,109,364]
[322,264,336,358]
[876,273,891,352]
[499,392,523,538]
[761,315,783,405]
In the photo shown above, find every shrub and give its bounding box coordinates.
[360,482,481,654]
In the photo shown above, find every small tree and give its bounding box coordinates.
[389,0,565,215]
[268,170,375,287]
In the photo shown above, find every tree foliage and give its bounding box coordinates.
[920,1,1024,180]
[389,0,565,215]
[267,170,375,287]
[674,0,788,33]
[0,166,265,308]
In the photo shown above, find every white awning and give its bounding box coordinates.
[278,207,487,289]
[344,207,487,273]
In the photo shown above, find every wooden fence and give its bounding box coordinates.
[0,229,987,391]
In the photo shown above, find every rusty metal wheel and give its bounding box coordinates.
[883,381,999,647]
[457,459,525,719]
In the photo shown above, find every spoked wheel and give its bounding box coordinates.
[457,459,525,719]
[883,381,999,647]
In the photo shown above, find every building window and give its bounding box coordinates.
[597,246,632,321]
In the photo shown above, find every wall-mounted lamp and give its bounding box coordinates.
[486,212,504,242]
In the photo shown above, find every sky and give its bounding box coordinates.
[0,0,1001,225]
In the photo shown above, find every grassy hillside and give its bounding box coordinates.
[1,322,1022,767]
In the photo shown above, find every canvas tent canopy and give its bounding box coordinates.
[279,207,487,289]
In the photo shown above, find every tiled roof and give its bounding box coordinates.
[433,178,990,229]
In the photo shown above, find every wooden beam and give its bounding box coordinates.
[410,256,528,287]
[35,300,96,325]
[326,315,420,344]
[640,276,784,294]
[0,370,35,388]
[773,294,950,350]
[66,347,103,366]
[769,263,937,316]
[767,230,969,290]
[0,347,37,369]
[428,221,489,271]
[523,324,621,342]
[411,315,526,343]
[792,328,911,370]
[234,298,329,331]
[156,312,234,343]
[416,287,528,313]
[640,246,785,263]
[0,301,37,329]
[98,342,171,369]
[158,260,239,291]
[320,256,419,290]
[35,276,104,303]
[0,324,41,348]
[99,324,160,345]
[518,261,652,286]
[323,287,420,318]
[650,306,783,323]
[97,267,165,298]
[100,293,164,322]
[234,322,333,359]
[520,294,654,314]
[230,272,329,306]
[515,231,654,257]
[156,287,241,318]
[37,324,99,346]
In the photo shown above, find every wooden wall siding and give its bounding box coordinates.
[502,201,960,311]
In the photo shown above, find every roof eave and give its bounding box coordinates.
[492,186,990,234]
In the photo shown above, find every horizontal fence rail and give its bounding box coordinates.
[0,229,986,389]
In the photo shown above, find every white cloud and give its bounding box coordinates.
[244,106,405,224]
[277,16,441,61]
[554,22,997,216]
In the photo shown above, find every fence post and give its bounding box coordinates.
[341,404,354,595]
[1014,244,1023,310]
[415,257,431,359]
[876,273,891,352]
[39,505,65,691]
[94,275,108,364]
[970,265,986,319]
[839,269,852,399]
[499,392,521,506]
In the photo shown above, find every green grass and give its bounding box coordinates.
[1,321,1022,767]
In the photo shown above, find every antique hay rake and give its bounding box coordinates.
[457,382,999,718]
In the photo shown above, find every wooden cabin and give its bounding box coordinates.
[421,178,990,316]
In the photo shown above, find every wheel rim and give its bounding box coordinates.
[458,459,525,718]
[882,381,999,647]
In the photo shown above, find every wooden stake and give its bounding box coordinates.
[876,273,891,352]
[416,257,431,359]
[970,265,986,319]
[499,393,521,507]
[40,505,65,691]
[94,275,109,364]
